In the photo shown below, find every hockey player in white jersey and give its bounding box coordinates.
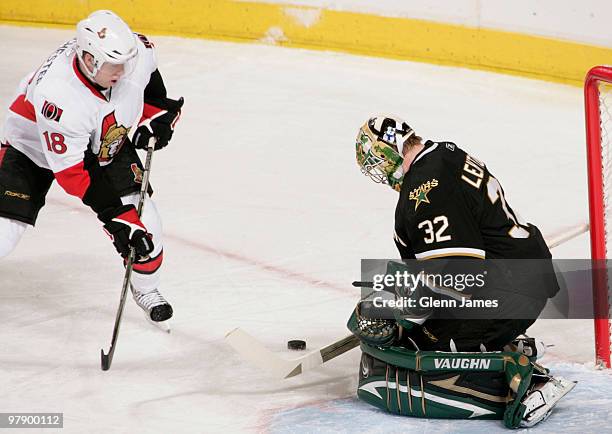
[0,10,183,323]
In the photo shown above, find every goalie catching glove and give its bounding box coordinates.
[133,96,184,151]
[349,300,399,347]
[100,204,154,261]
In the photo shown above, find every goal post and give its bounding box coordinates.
[585,65,612,368]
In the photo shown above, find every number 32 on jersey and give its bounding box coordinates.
[418,216,451,244]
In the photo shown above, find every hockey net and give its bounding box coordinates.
[585,66,612,368]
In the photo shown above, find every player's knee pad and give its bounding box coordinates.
[0,216,27,258]
[357,342,536,428]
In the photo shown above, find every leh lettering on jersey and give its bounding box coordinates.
[461,154,486,189]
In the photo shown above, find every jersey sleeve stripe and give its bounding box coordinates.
[415,247,485,260]
[140,103,166,123]
[54,161,91,199]
[9,94,36,122]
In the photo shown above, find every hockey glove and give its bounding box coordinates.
[133,96,184,151]
[100,205,154,262]
[347,301,398,347]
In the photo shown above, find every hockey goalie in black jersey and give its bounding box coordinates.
[349,115,574,428]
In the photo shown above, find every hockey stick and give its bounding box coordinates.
[225,328,360,379]
[543,222,589,249]
[101,137,156,371]
[225,222,589,379]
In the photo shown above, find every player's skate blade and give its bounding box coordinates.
[143,312,171,333]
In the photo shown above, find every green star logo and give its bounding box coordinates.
[413,190,431,210]
[409,179,439,210]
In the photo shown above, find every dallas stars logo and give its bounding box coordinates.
[409,179,439,210]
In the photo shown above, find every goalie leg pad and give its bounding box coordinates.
[356,342,557,428]
[357,343,574,428]
[358,352,509,420]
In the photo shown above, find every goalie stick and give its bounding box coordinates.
[543,222,589,249]
[225,328,359,379]
[226,222,589,379]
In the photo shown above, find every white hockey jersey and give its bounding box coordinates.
[2,35,159,201]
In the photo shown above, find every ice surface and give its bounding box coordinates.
[0,25,610,433]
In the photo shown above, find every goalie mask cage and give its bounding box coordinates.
[585,65,612,368]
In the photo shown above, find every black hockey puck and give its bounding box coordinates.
[287,340,306,350]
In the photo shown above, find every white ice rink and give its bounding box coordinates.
[1,26,612,433]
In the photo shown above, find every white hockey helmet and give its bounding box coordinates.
[356,116,414,191]
[76,10,138,81]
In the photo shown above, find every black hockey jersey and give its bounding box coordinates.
[394,141,552,262]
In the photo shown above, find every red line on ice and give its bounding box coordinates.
[48,198,351,294]
[165,232,350,293]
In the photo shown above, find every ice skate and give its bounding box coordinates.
[131,285,173,326]
[520,376,576,427]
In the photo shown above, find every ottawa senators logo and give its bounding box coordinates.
[99,111,130,162]
[41,100,63,122]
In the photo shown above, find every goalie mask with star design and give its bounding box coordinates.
[355,116,414,192]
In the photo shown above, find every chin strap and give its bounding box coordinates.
[76,53,99,82]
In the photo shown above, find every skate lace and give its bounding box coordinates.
[134,290,167,309]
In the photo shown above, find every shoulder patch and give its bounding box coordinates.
[409,179,438,210]
[41,100,63,122]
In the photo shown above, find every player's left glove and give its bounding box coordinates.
[100,205,154,262]
[347,301,398,347]
[133,96,184,151]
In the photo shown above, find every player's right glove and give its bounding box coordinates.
[133,96,184,151]
[100,205,154,261]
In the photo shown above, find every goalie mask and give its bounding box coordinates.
[356,116,414,192]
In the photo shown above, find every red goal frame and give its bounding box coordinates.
[585,65,612,368]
